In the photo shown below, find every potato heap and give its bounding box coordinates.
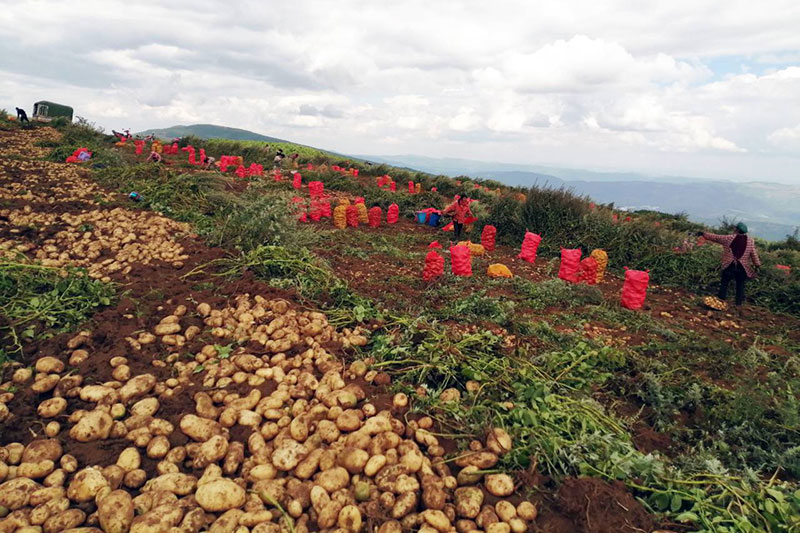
[0,295,539,532]
[1,207,191,281]
[0,158,115,205]
[0,127,60,158]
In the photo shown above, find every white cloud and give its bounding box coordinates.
[0,0,798,182]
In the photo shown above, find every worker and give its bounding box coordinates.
[697,222,761,312]
[203,155,216,170]
[146,151,163,163]
[443,196,474,241]
[273,150,285,168]
[15,107,29,123]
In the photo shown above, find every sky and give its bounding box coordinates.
[1,0,800,184]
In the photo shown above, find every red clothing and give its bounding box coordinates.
[443,201,473,224]
[702,232,761,278]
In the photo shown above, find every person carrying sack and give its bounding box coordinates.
[443,196,474,241]
[697,222,761,312]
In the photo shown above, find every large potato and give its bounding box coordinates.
[22,440,62,464]
[271,439,308,471]
[486,428,513,456]
[194,435,229,469]
[43,508,86,533]
[317,467,349,493]
[35,357,65,374]
[337,447,369,474]
[195,479,246,512]
[118,374,157,404]
[455,487,483,519]
[116,448,141,472]
[180,414,223,442]
[69,410,113,442]
[422,510,451,533]
[0,478,40,509]
[38,398,67,418]
[130,398,159,417]
[17,460,55,479]
[67,467,109,502]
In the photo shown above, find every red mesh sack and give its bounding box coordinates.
[309,201,322,222]
[368,207,382,227]
[171,142,179,155]
[134,140,144,155]
[558,248,582,283]
[292,173,302,189]
[578,257,598,285]
[387,203,399,224]
[481,225,497,252]
[346,205,359,227]
[309,181,324,198]
[621,268,650,310]
[517,232,542,263]
[390,182,396,192]
[450,245,472,277]
[354,197,365,204]
[235,165,246,178]
[321,202,332,218]
[408,181,414,194]
[422,250,445,281]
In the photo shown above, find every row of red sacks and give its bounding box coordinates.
[293,198,400,226]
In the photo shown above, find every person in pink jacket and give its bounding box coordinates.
[698,222,761,309]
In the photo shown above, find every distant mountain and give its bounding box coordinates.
[361,154,800,241]
[137,124,288,143]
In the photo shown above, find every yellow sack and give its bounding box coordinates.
[458,241,486,256]
[415,183,422,194]
[333,205,347,229]
[337,198,351,207]
[487,264,513,278]
[590,249,608,282]
[356,203,368,224]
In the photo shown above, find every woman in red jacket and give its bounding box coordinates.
[699,222,761,309]
[443,196,473,241]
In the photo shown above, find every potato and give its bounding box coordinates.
[455,487,483,519]
[12,368,33,384]
[67,468,108,503]
[30,486,66,507]
[154,323,181,336]
[194,435,229,469]
[130,398,159,417]
[294,448,323,480]
[392,393,408,409]
[116,448,141,473]
[43,508,85,533]
[377,521,403,533]
[17,460,55,479]
[35,357,65,375]
[486,428,513,456]
[223,442,244,476]
[495,501,516,522]
[364,455,386,477]
[422,510,451,532]
[123,469,147,489]
[30,495,69,524]
[486,522,511,533]
[317,467,350,493]
[391,491,418,519]
[69,410,113,442]
[337,448,369,474]
[195,479,246,512]
[119,374,156,404]
[317,500,343,529]
[43,468,67,487]
[22,440,62,464]
[31,374,60,393]
[516,501,537,521]
[239,510,274,527]
[97,490,134,533]
[485,474,514,497]
[146,436,171,459]
[336,410,362,432]
[271,440,308,471]
[509,518,527,533]
[180,414,223,442]
[0,478,40,509]
[197,303,212,317]
[79,385,117,403]
[338,504,362,532]
[37,398,67,419]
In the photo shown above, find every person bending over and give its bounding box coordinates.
[443,196,473,241]
[15,107,29,123]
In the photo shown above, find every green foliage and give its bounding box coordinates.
[440,291,515,326]
[511,278,604,310]
[0,258,114,357]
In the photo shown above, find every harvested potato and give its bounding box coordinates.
[22,440,62,464]
[486,428,513,456]
[0,478,40,509]
[180,414,223,442]
[485,474,514,497]
[67,468,109,503]
[195,479,246,511]
[455,487,483,519]
[37,398,66,418]
[516,501,537,521]
[97,490,134,533]
[69,410,113,442]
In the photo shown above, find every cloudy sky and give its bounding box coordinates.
[1,0,799,183]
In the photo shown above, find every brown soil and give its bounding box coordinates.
[552,478,654,533]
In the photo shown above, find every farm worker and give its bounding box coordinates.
[697,222,761,310]
[203,156,216,170]
[146,151,163,163]
[15,107,29,123]
[289,152,300,169]
[273,150,285,168]
[443,196,474,242]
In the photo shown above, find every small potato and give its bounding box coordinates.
[44,421,61,437]
[364,455,386,477]
[317,501,343,529]
[60,455,78,473]
[422,509,451,533]
[22,440,62,464]
[130,398,159,417]
[317,467,350,493]
[179,414,223,442]
[116,448,141,472]
[146,436,171,459]
[391,491,418,519]
[123,469,147,489]
[486,523,511,533]
[392,393,408,409]
[271,439,308,472]
[154,323,181,336]
[516,501,537,521]
[141,473,197,496]
[31,374,60,393]
[338,504,362,532]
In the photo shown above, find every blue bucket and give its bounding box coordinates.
[428,213,440,226]
[416,212,427,224]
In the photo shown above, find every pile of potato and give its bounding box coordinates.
[0,159,115,205]
[0,127,60,158]
[0,206,191,281]
[0,294,539,532]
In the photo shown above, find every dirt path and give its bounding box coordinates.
[0,128,671,532]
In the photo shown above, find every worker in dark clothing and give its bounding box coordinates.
[697,222,761,311]
[16,107,29,123]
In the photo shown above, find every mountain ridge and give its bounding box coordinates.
[136,124,289,143]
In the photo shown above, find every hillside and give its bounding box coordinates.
[364,154,800,241]
[137,123,289,143]
[2,117,800,532]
